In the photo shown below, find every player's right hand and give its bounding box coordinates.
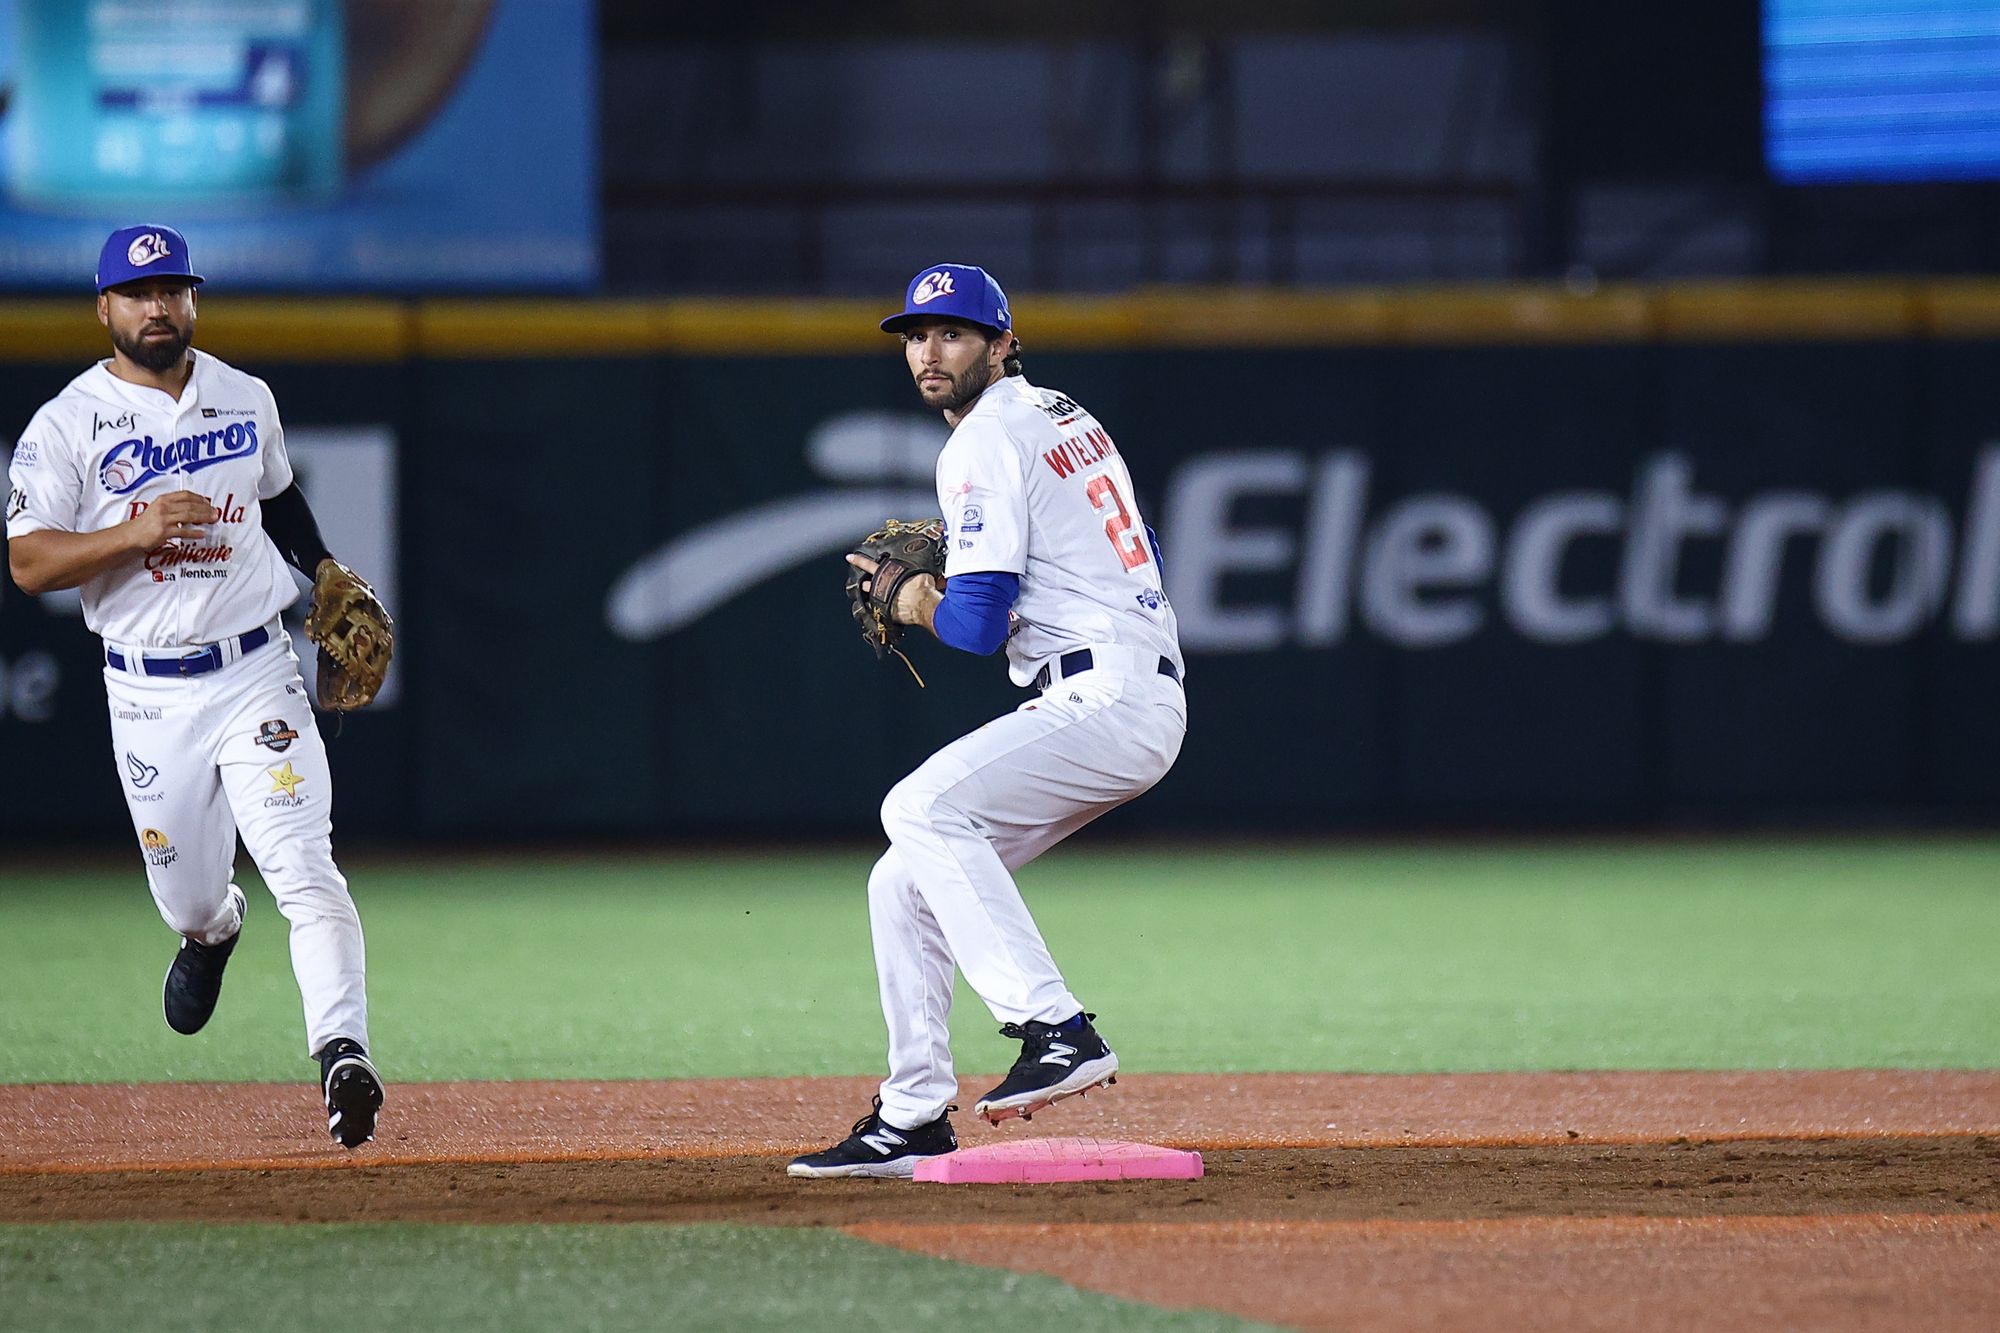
[126,490,213,550]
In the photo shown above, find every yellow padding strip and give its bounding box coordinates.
[1919,279,2000,336]
[1655,280,1921,340]
[3,281,2000,362]
[199,301,415,362]
[0,299,412,363]
[0,302,124,361]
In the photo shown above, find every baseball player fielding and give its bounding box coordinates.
[790,263,1187,1179]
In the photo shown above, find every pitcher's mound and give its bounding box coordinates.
[915,1136,1203,1184]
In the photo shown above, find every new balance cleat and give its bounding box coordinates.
[787,1099,957,1179]
[975,1012,1119,1125]
[318,1038,384,1149]
[162,886,246,1035]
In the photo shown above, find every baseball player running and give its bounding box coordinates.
[790,264,1187,1178]
[4,226,385,1148]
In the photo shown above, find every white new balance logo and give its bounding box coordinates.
[1039,1041,1077,1067]
[860,1126,907,1155]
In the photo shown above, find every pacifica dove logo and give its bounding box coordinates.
[127,232,172,267]
[911,271,955,304]
[125,752,160,789]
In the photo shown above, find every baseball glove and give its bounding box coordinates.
[305,559,394,712]
[847,518,946,682]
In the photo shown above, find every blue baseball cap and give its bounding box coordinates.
[880,263,1011,335]
[96,225,205,293]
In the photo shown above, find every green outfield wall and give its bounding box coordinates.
[4,282,1998,840]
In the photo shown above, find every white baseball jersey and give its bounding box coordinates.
[936,375,1183,686]
[6,349,301,648]
[7,347,368,1062]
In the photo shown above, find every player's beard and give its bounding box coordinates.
[113,318,192,373]
[919,360,997,416]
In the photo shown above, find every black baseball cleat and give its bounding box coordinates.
[162,930,240,1035]
[787,1099,957,1179]
[318,1038,384,1149]
[974,1012,1119,1125]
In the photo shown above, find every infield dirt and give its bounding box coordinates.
[5,1071,1998,1331]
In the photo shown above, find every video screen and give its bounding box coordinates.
[1765,0,2000,183]
[0,0,596,289]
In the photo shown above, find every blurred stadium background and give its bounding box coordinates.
[5,0,1999,846]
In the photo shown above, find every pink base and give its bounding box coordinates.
[913,1136,1204,1184]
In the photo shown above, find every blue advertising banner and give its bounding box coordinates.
[0,0,595,289]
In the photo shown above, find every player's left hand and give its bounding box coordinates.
[845,519,947,681]
[846,552,942,626]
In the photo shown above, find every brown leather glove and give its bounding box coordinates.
[305,559,394,712]
[846,518,945,664]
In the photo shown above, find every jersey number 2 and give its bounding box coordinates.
[1087,473,1150,571]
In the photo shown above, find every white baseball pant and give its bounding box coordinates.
[104,627,369,1055]
[870,651,1186,1129]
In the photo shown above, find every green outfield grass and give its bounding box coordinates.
[0,1224,1265,1332]
[2,839,1997,1084]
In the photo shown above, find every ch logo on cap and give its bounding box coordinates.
[911,270,955,304]
[126,233,172,267]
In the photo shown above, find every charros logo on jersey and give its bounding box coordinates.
[98,422,259,494]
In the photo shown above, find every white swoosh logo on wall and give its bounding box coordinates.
[605,488,935,641]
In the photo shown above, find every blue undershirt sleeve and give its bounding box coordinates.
[930,570,1020,655]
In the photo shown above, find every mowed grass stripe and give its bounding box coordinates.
[1,841,1996,1084]
[0,1223,1269,1333]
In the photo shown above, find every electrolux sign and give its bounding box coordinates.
[605,412,2000,656]
[1159,448,2000,652]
